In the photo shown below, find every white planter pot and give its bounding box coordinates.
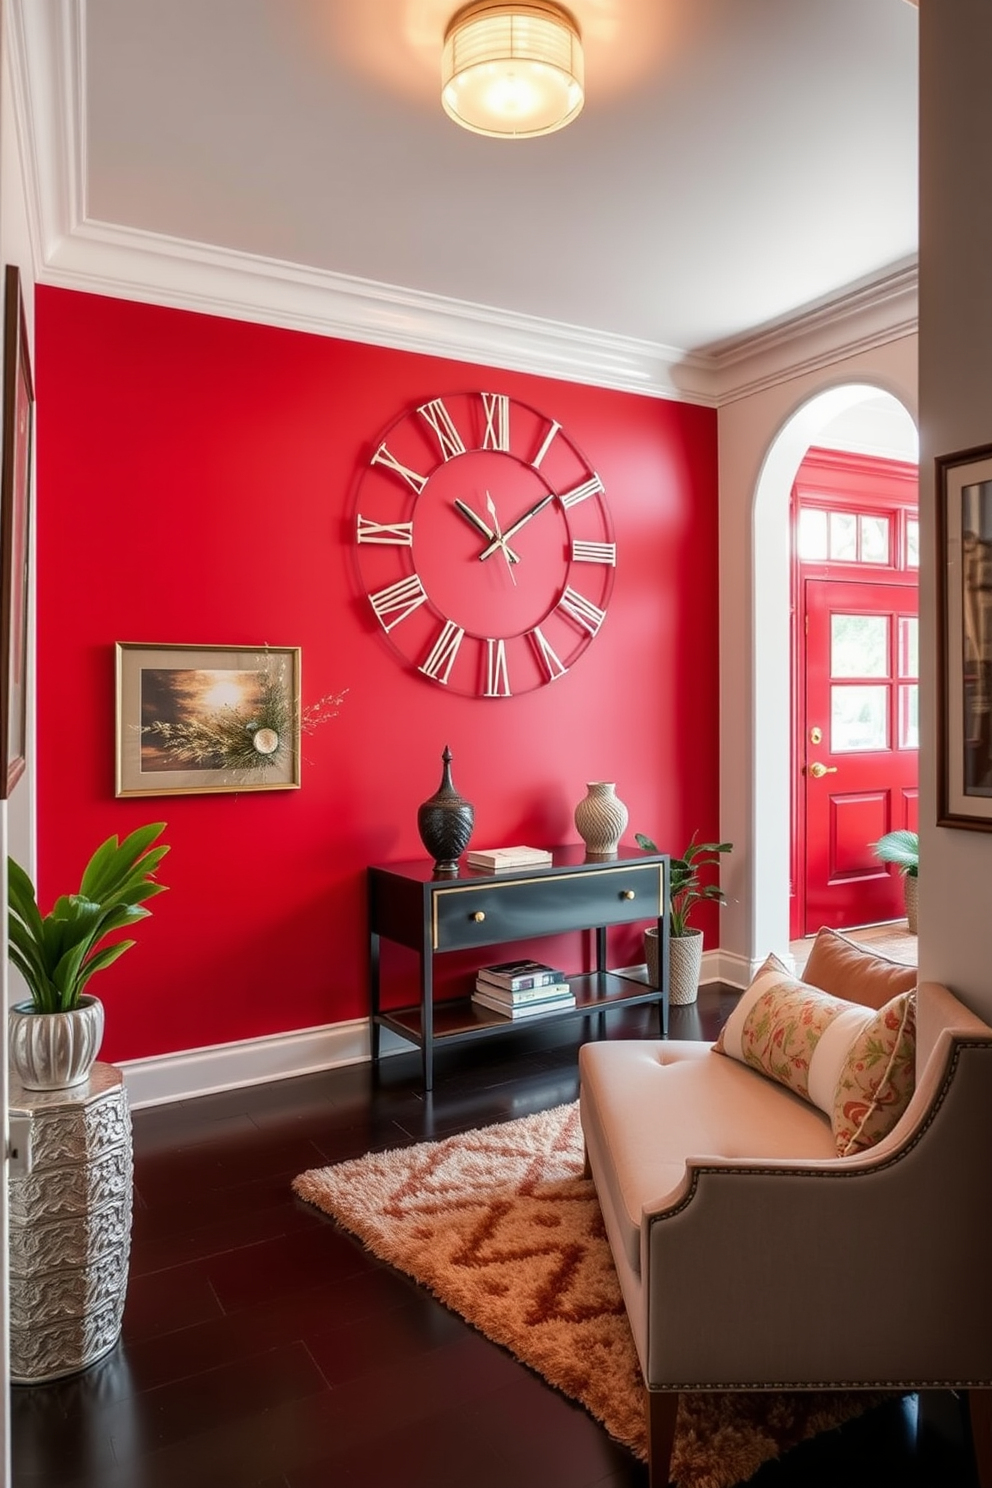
[644,926,703,1005]
[8,997,105,1091]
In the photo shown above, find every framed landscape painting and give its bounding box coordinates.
[116,643,302,796]
[937,444,992,830]
[0,265,34,799]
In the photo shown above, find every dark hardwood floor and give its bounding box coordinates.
[10,988,981,1488]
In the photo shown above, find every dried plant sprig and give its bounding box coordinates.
[301,688,348,736]
[140,670,347,779]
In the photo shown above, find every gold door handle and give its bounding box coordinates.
[621,890,635,900]
[808,762,838,778]
[471,910,486,922]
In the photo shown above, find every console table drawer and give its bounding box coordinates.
[431,863,664,951]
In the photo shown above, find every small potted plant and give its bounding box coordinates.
[635,831,733,1004]
[7,822,169,1089]
[870,828,918,933]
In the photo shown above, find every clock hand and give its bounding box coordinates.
[479,493,555,561]
[453,498,520,562]
[486,493,517,586]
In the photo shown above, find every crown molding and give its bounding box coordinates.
[10,0,918,408]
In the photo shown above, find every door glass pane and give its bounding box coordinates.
[798,508,828,560]
[860,514,890,564]
[898,616,918,679]
[832,685,889,751]
[829,511,857,561]
[899,683,919,749]
[907,518,920,568]
[831,613,889,677]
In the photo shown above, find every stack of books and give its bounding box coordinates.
[466,845,553,872]
[471,960,575,1019]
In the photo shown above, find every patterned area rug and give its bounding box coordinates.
[294,1102,891,1486]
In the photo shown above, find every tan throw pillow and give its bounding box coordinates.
[832,990,917,1156]
[716,953,917,1156]
[802,926,916,1010]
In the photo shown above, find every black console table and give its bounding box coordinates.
[368,844,670,1090]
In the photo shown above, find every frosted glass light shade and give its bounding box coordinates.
[441,2,584,139]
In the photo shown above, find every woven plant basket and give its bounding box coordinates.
[904,874,918,935]
[644,927,704,1006]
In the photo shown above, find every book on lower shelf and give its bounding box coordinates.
[466,845,553,870]
[473,975,568,1004]
[475,959,568,992]
[471,985,576,1019]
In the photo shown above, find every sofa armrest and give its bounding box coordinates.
[642,1035,992,1390]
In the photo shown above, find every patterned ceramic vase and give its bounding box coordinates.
[417,746,475,874]
[574,782,628,858]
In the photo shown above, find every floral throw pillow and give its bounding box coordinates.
[738,977,851,1102]
[832,990,917,1156]
[715,955,917,1156]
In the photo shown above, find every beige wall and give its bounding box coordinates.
[917,0,992,1019]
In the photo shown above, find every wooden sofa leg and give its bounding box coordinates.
[969,1390,992,1488]
[647,1390,679,1487]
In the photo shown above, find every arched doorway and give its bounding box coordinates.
[751,382,919,966]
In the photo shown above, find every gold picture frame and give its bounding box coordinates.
[116,643,302,796]
[1,265,34,798]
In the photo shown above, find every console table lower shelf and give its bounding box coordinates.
[378,968,662,1055]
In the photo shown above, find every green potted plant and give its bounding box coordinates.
[635,831,733,1004]
[7,822,169,1090]
[870,828,918,933]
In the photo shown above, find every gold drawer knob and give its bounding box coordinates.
[472,910,486,922]
[621,889,635,900]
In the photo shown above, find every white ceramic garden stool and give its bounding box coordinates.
[8,1062,133,1383]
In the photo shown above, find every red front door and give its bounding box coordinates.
[802,578,918,932]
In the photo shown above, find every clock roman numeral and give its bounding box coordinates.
[418,398,465,461]
[357,515,414,546]
[369,574,428,632]
[483,638,511,697]
[528,626,568,682]
[481,393,510,452]
[531,419,561,470]
[420,619,465,685]
[558,586,606,636]
[370,442,429,494]
[559,474,605,509]
[571,539,616,566]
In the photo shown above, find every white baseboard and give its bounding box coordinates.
[118,1020,410,1109]
[119,955,753,1109]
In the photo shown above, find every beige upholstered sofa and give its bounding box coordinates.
[578,929,992,1487]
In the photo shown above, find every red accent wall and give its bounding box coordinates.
[34,287,719,1063]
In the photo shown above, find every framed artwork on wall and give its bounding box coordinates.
[1,264,34,799]
[116,643,302,796]
[936,443,992,830]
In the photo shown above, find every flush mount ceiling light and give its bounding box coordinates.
[441,1,584,139]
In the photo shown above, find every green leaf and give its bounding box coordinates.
[7,824,168,1011]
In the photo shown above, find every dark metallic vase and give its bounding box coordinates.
[417,745,474,874]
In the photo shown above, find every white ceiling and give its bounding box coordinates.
[10,0,919,403]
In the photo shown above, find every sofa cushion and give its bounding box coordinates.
[716,953,916,1157]
[578,1039,838,1275]
[802,925,917,1009]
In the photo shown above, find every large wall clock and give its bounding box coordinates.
[354,392,616,697]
